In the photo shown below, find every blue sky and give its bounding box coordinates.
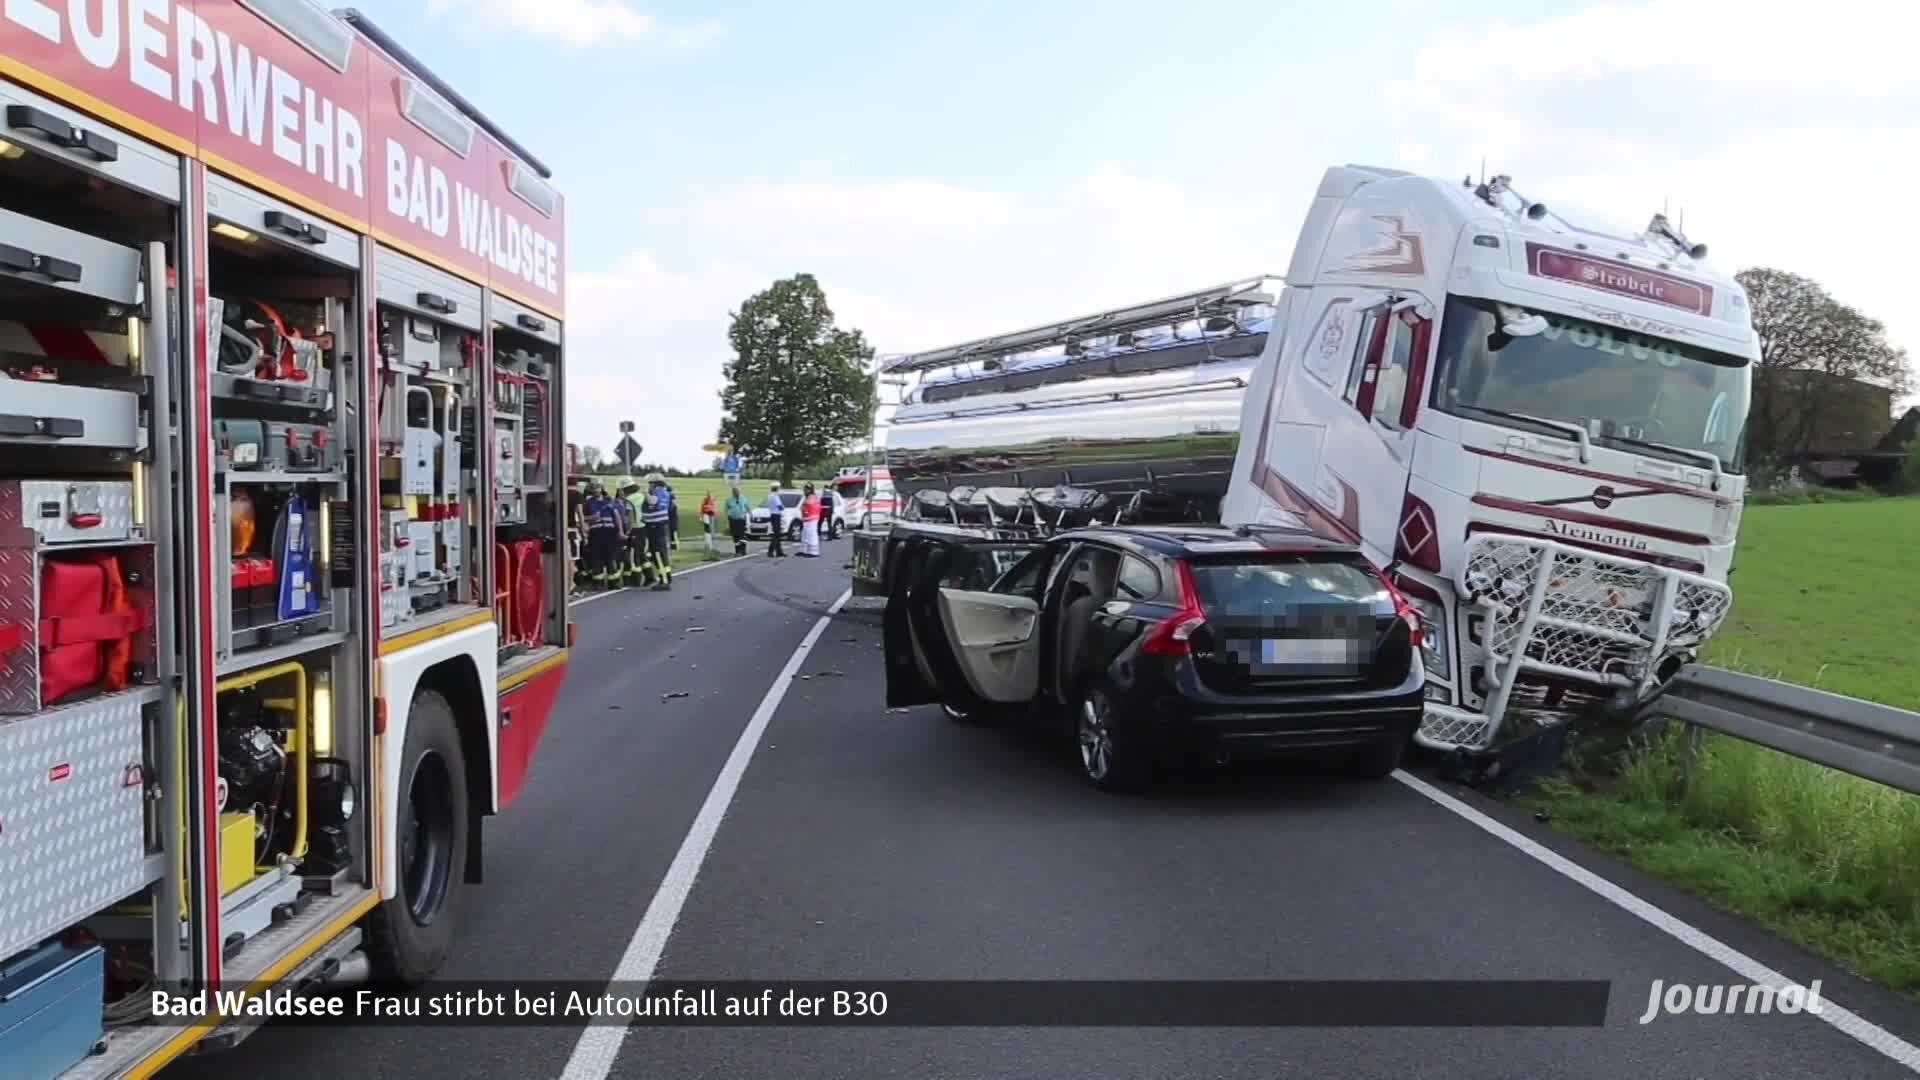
[369,0,1916,469]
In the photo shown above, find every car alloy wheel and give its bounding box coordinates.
[1078,696,1113,782]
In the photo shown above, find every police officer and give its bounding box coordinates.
[640,474,675,590]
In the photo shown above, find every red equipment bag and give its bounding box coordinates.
[39,551,149,704]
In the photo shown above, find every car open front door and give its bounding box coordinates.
[883,536,1046,709]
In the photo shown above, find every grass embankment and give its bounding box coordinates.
[1520,497,1920,997]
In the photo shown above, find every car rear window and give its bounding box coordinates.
[780,493,801,507]
[1187,556,1387,618]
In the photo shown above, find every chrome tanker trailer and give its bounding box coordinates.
[851,276,1277,592]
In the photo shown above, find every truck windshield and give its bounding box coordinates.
[1430,296,1751,473]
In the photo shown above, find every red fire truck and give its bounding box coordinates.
[0,4,570,1075]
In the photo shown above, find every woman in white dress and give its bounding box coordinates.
[799,483,822,557]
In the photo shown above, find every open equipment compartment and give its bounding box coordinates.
[197,168,374,972]
[204,173,358,665]
[0,75,184,1070]
[489,294,565,657]
[373,246,485,633]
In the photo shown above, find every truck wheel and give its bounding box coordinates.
[365,689,470,985]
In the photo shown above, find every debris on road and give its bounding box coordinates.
[661,691,690,701]
[687,626,708,633]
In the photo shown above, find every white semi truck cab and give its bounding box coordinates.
[1223,166,1753,751]
[857,165,1755,752]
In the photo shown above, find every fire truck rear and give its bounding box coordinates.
[0,5,571,1076]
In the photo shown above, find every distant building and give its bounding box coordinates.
[1877,406,1919,454]
[1788,379,1910,487]
[1790,371,1897,454]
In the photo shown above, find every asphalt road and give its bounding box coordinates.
[166,546,1920,1080]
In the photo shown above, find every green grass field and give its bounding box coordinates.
[1523,496,1920,997]
[1703,496,1920,707]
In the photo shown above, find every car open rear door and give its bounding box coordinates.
[936,587,1042,702]
[883,534,1045,709]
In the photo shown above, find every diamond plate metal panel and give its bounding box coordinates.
[0,694,151,961]
[0,548,42,715]
[0,481,137,547]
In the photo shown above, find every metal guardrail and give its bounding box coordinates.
[1650,664,1920,796]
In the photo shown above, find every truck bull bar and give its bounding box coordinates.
[1418,535,1733,752]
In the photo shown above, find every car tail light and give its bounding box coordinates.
[1372,565,1424,648]
[1139,559,1207,656]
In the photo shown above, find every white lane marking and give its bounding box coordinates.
[558,588,853,1080]
[1393,770,1920,1072]
[566,555,755,607]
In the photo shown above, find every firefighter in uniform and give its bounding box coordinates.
[620,481,651,586]
[640,474,675,589]
[582,483,623,589]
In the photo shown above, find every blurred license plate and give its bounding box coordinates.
[1259,638,1353,666]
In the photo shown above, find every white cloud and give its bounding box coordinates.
[562,253,767,466]
[425,0,719,47]
[566,0,1919,468]
[1390,0,1920,408]
[566,163,1294,467]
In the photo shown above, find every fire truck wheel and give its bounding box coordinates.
[366,689,470,985]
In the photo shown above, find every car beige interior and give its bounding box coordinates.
[936,587,1042,703]
[1055,547,1119,698]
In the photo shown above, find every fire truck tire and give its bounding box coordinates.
[366,689,470,985]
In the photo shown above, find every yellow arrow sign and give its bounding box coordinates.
[702,442,731,453]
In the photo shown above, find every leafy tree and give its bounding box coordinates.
[1738,268,1911,462]
[577,445,605,471]
[717,274,877,485]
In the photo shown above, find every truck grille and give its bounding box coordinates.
[1420,536,1733,752]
